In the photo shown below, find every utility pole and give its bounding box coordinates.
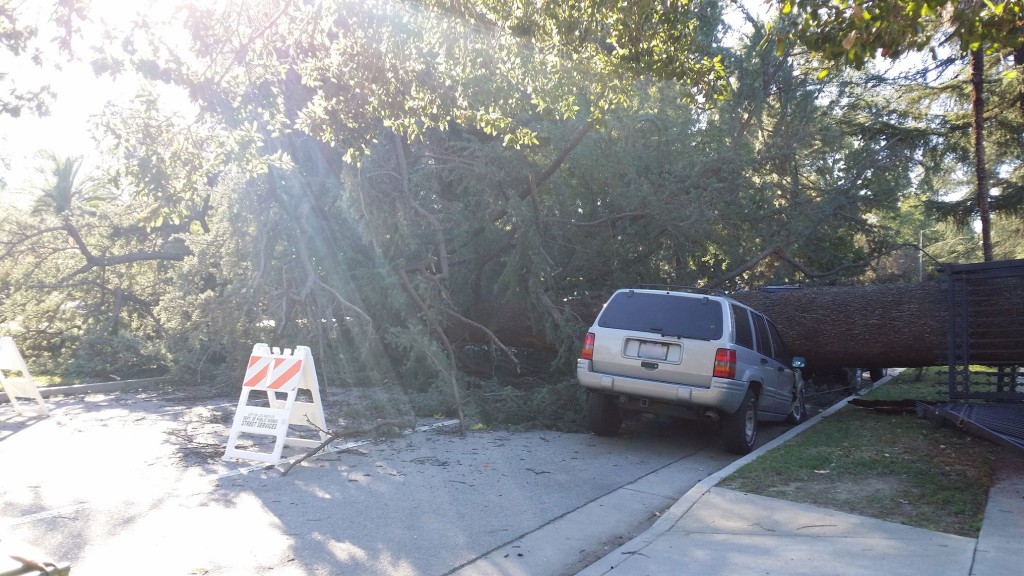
[919,229,924,282]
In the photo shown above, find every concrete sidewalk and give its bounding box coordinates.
[578,404,1024,576]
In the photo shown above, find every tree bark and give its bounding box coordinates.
[731,283,948,370]
[1016,46,1024,123]
[970,48,993,262]
[454,278,1024,374]
[456,283,954,370]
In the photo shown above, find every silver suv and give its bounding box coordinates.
[577,287,806,454]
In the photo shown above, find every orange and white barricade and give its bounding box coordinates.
[223,344,328,464]
[0,336,49,417]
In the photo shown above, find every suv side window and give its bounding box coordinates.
[766,319,788,364]
[751,312,773,358]
[731,304,754,350]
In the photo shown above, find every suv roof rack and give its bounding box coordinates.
[630,284,727,296]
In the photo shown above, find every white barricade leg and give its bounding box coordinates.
[2,377,49,417]
[0,337,49,417]
[223,386,299,464]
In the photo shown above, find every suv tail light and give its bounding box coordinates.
[581,332,595,360]
[713,348,736,379]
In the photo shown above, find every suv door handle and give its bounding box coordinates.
[760,358,769,365]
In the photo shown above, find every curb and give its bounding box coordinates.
[0,377,171,405]
[578,371,900,576]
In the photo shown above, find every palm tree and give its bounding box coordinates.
[29,152,106,219]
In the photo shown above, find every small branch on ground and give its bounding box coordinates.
[279,418,414,476]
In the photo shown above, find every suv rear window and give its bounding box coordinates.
[598,292,724,340]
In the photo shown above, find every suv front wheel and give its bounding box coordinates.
[786,383,807,425]
[722,387,758,455]
[587,392,623,437]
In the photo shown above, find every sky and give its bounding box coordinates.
[0,59,119,194]
[0,0,169,203]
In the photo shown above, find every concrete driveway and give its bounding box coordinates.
[1,388,789,575]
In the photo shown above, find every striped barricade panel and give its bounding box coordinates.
[243,354,303,392]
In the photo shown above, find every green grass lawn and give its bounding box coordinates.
[720,368,1000,537]
[862,366,950,402]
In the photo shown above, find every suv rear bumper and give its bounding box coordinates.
[576,359,747,414]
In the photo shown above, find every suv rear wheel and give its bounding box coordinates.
[587,392,623,437]
[722,387,758,455]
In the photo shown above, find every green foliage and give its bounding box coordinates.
[463,377,586,431]
[382,326,451,391]
[65,333,167,379]
[774,1,1024,260]
[96,89,240,229]
[775,1,1024,68]
[894,52,1024,239]
[992,213,1024,259]
[0,152,186,378]
[406,377,462,419]
[150,165,447,393]
[6,0,1017,431]
[423,0,731,102]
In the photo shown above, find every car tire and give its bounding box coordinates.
[786,383,807,425]
[587,392,622,437]
[840,368,858,394]
[722,387,758,455]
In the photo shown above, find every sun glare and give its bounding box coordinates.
[0,0,205,202]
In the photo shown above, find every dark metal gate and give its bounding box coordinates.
[936,259,1024,451]
[945,259,1024,401]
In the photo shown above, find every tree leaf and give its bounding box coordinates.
[843,30,858,50]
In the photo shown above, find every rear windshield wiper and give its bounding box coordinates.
[650,327,684,339]
[650,327,712,340]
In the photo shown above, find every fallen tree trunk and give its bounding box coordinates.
[734,276,1024,371]
[731,283,949,370]
[454,277,1024,373]
[455,283,953,370]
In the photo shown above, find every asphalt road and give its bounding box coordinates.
[1,389,790,575]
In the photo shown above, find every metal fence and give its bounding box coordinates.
[945,259,1024,402]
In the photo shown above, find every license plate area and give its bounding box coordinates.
[623,339,682,363]
[639,342,668,360]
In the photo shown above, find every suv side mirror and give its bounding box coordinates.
[791,357,805,369]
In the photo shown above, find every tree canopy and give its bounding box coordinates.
[0,0,1021,425]
[775,0,1024,66]
[773,1,1024,261]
